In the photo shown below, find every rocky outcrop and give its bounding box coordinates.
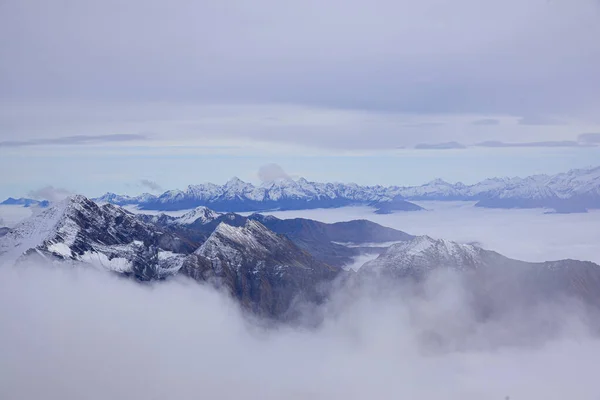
[180,220,343,319]
[0,195,195,280]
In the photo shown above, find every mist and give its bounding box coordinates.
[1,261,599,400]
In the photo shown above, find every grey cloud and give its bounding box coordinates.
[258,163,290,182]
[402,122,445,128]
[0,1,599,152]
[139,179,162,192]
[0,134,147,148]
[27,186,72,202]
[476,140,592,148]
[414,142,466,150]
[578,133,600,144]
[518,116,567,126]
[0,0,599,121]
[472,119,500,126]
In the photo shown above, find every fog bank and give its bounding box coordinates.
[1,263,599,400]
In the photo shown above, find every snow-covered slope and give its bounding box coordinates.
[90,166,600,213]
[173,206,221,225]
[0,195,193,278]
[360,235,600,309]
[197,220,286,262]
[181,219,342,318]
[360,236,485,276]
[95,177,417,212]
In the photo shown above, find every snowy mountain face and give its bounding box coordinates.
[138,209,413,268]
[0,195,195,279]
[136,206,222,227]
[88,166,600,213]
[360,236,600,313]
[3,195,600,320]
[360,236,485,278]
[174,206,221,225]
[94,177,421,212]
[180,220,343,319]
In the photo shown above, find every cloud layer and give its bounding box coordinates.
[139,179,162,192]
[415,142,466,150]
[1,0,599,117]
[0,134,147,148]
[1,262,598,399]
[0,0,599,152]
[27,186,72,202]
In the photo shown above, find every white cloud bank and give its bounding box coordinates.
[257,163,291,182]
[1,262,599,400]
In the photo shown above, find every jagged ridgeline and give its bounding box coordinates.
[2,195,600,321]
[0,196,410,318]
[86,166,600,213]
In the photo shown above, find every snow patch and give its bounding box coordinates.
[79,251,133,273]
[47,242,72,258]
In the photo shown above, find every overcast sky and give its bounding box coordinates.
[1,0,600,197]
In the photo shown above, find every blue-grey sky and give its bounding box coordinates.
[1,0,599,198]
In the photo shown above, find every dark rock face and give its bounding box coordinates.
[180,220,343,319]
[249,215,413,266]
[53,198,197,280]
[0,196,196,280]
[0,227,9,238]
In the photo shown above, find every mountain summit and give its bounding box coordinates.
[0,195,194,279]
[361,235,600,314]
[181,220,342,318]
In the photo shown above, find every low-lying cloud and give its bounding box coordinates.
[472,118,501,126]
[578,133,600,144]
[258,163,291,182]
[1,262,599,400]
[518,116,567,126]
[139,179,163,192]
[414,142,466,150]
[0,134,147,148]
[28,186,72,202]
[475,140,592,148]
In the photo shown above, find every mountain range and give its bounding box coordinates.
[3,166,599,214]
[0,196,410,318]
[2,195,600,321]
[94,165,600,213]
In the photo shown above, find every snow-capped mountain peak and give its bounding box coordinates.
[173,206,221,225]
[0,195,191,278]
[197,220,283,261]
[0,196,78,266]
[360,235,484,276]
[83,165,600,213]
